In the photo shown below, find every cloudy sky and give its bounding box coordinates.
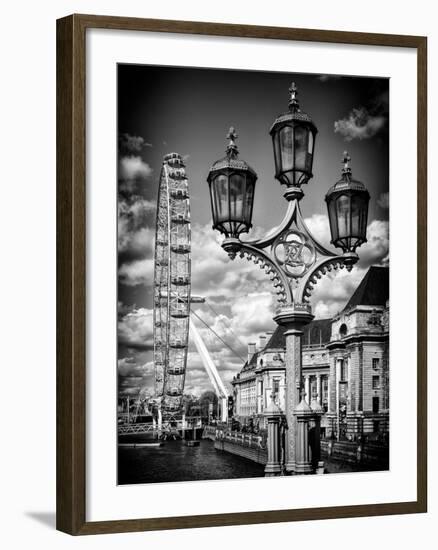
[117,64,389,398]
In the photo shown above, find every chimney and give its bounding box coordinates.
[247,343,256,363]
[258,335,267,351]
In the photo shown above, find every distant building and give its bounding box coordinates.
[232,266,389,441]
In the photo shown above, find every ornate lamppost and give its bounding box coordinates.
[207,83,370,475]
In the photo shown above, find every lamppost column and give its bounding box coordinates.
[317,374,322,405]
[294,398,314,474]
[264,392,282,476]
[274,305,314,474]
[305,375,310,404]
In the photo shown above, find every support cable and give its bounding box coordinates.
[205,301,248,351]
[190,309,246,363]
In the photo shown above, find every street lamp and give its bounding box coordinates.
[206,83,370,475]
[207,127,257,256]
[326,152,370,258]
[270,82,317,191]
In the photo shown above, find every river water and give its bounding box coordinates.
[118,439,265,485]
[118,437,384,485]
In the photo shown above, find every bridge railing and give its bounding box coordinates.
[118,423,155,435]
[204,426,267,450]
[118,416,203,435]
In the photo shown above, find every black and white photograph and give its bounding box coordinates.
[117,64,390,485]
[1,0,432,545]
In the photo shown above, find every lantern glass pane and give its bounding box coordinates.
[273,133,281,176]
[280,126,294,172]
[351,195,361,237]
[352,194,369,240]
[243,178,254,224]
[361,198,369,238]
[327,197,339,242]
[308,130,314,155]
[306,130,314,173]
[213,174,229,223]
[230,173,245,221]
[336,194,351,239]
[210,181,218,222]
[294,126,308,171]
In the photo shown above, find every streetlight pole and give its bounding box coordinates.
[206,83,370,475]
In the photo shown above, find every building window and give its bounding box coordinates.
[372,357,380,370]
[372,375,380,389]
[373,419,380,432]
[339,359,346,381]
[273,378,280,394]
[372,396,380,413]
[339,323,348,337]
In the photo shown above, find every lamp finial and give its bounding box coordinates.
[342,151,352,175]
[226,126,239,158]
[288,82,300,111]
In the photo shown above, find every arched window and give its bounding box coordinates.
[339,323,348,337]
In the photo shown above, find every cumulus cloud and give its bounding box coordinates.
[311,267,366,318]
[334,107,386,141]
[358,219,389,267]
[119,156,153,181]
[118,133,154,197]
[118,197,155,262]
[118,307,154,350]
[117,135,157,287]
[310,217,389,317]
[191,222,272,301]
[303,213,335,252]
[119,133,152,155]
[230,292,275,338]
[377,192,389,209]
[118,358,155,397]
[119,258,154,287]
[117,304,156,396]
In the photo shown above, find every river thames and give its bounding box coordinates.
[118,439,265,485]
[118,437,375,485]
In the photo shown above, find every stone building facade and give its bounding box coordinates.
[232,266,389,441]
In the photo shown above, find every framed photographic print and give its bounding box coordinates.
[56,14,427,535]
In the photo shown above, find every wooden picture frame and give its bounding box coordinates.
[56,13,427,535]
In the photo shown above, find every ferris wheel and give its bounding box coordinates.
[153,153,191,416]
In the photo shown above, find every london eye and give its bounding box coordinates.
[152,153,239,424]
[153,153,191,416]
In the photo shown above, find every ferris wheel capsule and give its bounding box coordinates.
[153,153,191,416]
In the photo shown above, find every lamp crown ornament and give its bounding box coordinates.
[288,81,300,112]
[342,150,352,176]
[226,126,239,158]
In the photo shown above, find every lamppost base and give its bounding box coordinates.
[264,464,282,477]
[283,186,304,202]
[273,303,314,328]
[221,237,241,259]
[294,462,314,474]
